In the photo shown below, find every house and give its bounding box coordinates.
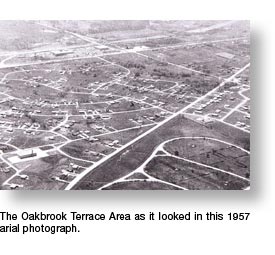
[20,174,29,180]
[10,184,20,189]
[88,137,99,143]
[52,50,73,57]
[216,52,235,59]
[95,45,109,50]
[7,128,13,132]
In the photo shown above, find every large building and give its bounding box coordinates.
[18,150,37,159]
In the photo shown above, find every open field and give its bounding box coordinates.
[164,137,250,178]
[144,156,248,190]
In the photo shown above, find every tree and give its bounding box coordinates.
[134,72,141,77]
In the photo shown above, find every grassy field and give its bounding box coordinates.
[164,137,250,178]
[144,156,249,190]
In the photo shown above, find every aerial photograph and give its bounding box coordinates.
[0,20,250,190]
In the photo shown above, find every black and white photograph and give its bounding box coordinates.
[1,0,275,254]
[0,20,250,190]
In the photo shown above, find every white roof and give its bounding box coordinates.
[216,52,235,59]
[18,150,35,157]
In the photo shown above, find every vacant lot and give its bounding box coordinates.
[144,156,249,190]
[164,137,250,178]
